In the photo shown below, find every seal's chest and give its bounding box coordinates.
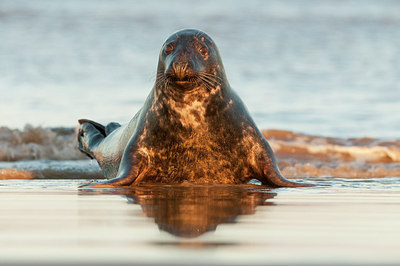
[141,138,251,184]
[168,99,208,128]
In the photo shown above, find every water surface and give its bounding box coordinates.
[1,178,399,265]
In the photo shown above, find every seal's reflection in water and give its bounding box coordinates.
[119,184,276,238]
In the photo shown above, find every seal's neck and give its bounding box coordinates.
[151,84,229,130]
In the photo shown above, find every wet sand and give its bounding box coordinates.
[0,178,400,265]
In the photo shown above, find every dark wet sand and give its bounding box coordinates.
[0,178,400,265]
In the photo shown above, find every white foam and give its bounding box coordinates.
[271,140,400,163]
[0,125,86,161]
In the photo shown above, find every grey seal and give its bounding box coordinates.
[78,29,310,188]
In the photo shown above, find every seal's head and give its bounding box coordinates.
[156,29,227,92]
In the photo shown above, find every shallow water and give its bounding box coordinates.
[1,178,400,265]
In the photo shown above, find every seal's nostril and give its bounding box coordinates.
[169,62,192,80]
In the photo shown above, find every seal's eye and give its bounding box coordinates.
[198,46,208,57]
[165,43,174,55]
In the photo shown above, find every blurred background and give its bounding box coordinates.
[1,0,399,138]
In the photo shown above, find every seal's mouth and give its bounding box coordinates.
[175,81,192,86]
[168,75,199,87]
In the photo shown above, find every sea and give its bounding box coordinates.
[1,1,400,265]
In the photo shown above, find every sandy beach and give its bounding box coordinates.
[1,178,399,265]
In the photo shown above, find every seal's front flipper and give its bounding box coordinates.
[261,167,312,188]
[87,151,149,188]
[256,140,313,188]
[88,175,137,188]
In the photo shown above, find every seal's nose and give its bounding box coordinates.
[172,63,188,80]
[165,50,197,81]
[166,61,195,81]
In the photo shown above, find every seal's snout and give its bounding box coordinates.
[165,61,197,84]
[172,62,189,80]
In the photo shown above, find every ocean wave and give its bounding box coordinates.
[263,129,400,178]
[0,125,86,161]
[0,125,399,179]
[263,130,400,164]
